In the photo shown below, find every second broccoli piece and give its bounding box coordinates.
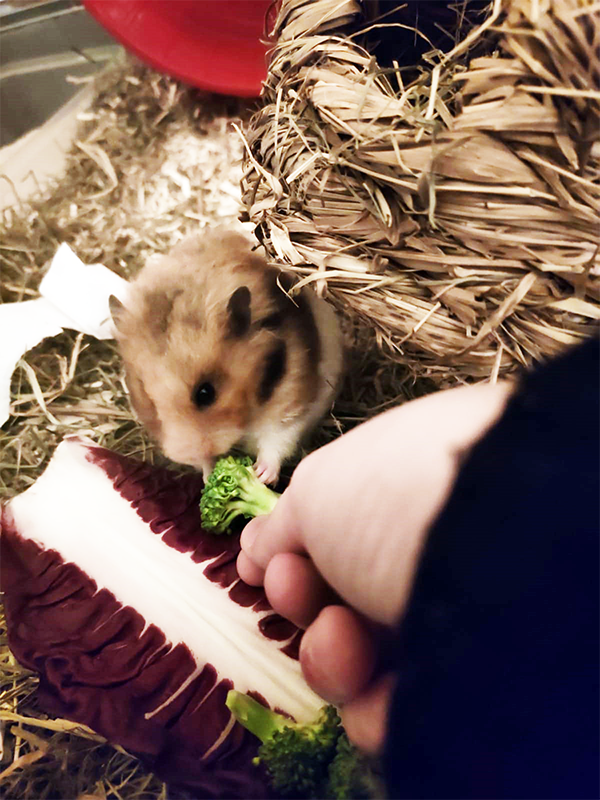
[200,455,281,534]
[226,690,342,798]
[326,729,382,799]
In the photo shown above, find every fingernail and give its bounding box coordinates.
[300,635,348,707]
[240,518,262,552]
[236,549,265,587]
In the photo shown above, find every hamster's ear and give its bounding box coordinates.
[227,286,251,337]
[109,294,126,331]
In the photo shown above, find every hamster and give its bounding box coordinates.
[109,228,344,484]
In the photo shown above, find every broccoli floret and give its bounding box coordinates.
[226,690,342,798]
[327,731,382,799]
[200,455,280,534]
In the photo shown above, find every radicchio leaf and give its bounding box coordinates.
[0,437,323,798]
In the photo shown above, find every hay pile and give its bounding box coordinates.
[241,0,600,385]
[0,57,249,799]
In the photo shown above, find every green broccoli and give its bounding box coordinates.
[226,690,342,798]
[327,731,383,799]
[200,455,280,534]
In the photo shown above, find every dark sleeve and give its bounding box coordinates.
[384,336,599,800]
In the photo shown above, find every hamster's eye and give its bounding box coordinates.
[192,381,216,409]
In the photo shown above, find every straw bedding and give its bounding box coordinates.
[0,58,248,799]
[241,0,600,386]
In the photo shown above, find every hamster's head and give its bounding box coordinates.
[109,232,319,476]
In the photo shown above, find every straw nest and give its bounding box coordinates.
[241,0,600,386]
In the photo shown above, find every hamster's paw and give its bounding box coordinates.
[254,458,280,486]
[200,458,216,482]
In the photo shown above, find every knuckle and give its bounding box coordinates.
[289,450,318,496]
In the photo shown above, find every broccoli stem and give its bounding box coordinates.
[226,690,289,743]
[237,473,280,518]
[226,690,379,799]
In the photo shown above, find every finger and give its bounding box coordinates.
[236,547,265,586]
[263,552,338,629]
[340,673,396,756]
[239,515,263,553]
[236,518,266,585]
[244,444,424,626]
[241,484,307,570]
[299,605,377,706]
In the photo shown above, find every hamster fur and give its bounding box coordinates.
[110,229,344,483]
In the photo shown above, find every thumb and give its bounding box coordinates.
[299,604,393,755]
[237,492,305,585]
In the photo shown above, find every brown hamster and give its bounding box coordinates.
[110,228,344,484]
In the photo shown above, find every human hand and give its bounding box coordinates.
[237,381,513,752]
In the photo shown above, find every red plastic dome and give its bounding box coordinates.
[83,0,273,97]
